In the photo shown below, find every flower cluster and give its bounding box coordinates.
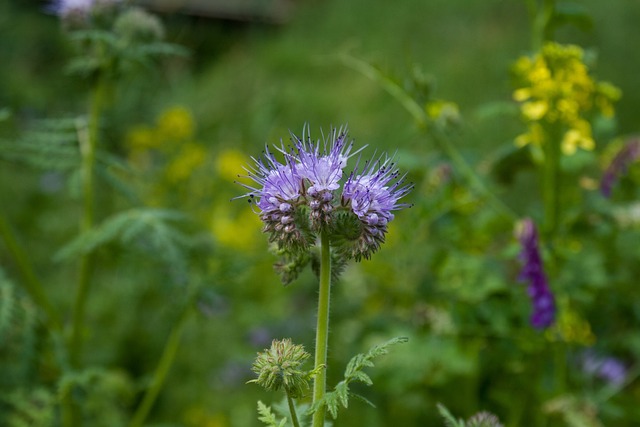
[516,218,555,329]
[601,139,640,198]
[512,42,621,155]
[237,126,413,261]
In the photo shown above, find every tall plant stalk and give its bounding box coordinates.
[312,231,332,427]
[129,308,191,427]
[70,79,106,368]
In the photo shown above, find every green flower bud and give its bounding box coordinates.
[248,339,311,398]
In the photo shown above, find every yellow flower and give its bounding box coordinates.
[521,100,548,120]
[546,306,596,345]
[157,105,195,141]
[215,149,247,182]
[165,143,207,183]
[210,207,261,251]
[126,125,158,150]
[561,122,594,155]
[512,42,620,155]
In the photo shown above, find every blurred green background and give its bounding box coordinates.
[2,0,640,426]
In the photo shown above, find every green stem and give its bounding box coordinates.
[129,308,191,427]
[286,392,301,427]
[69,80,106,369]
[312,231,331,427]
[542,126,561,240]
[0,214,61,331]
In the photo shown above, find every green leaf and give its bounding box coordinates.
[314,336,408,419]
[256,401,287,427]
[54,208,193,280]
[437,403,467,427]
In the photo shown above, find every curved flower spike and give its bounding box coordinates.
[516,218,556,329]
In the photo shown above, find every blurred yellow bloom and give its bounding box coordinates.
[216,149,247,182]
[157,105,195,141]
[211,207,261,251]
[127,125,158,150]
[512,42,620,155]
[521,100,548,120]
[426,100,461,126]
[166,143,207,183]
[546,307,596,346]
[561,127,594,155]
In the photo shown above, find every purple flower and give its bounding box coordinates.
[236,145,308,249]
[516,218,556,329]
[581,350,627,387]
[236,125,412,260]
[601,139,640,197]
[341,155,413,259]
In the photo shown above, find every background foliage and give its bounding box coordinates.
[1,0,640,426]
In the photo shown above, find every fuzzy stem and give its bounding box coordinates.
[69,80,105,369]
[0,214,62,331]
[286,392,301,427]
[312,231,331,427]
[129,308,190,427]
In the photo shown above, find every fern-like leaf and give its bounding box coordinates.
[313,336,408,419]
[257,401,287,427]
[55,208,193,282]
[0,117,81,171]
[437,403,467,427]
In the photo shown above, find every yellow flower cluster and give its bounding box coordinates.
[513,42,621,155]
[126,105,206,183]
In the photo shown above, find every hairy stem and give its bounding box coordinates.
[312,231,331,427]
[286,392,301,427]
[129,308,191,427]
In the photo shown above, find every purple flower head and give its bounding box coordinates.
[236,145,308,249]
[340,155,414,260]
[292,126,364,228]
[236,125,413,260]
[581,350,627,387]
[516,218,556,329]
[601,139,640,197]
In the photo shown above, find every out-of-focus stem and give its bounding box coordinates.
[69,79,106,369]
[312,231,331,427]
[129,308,191,427]
[0,214,61,331]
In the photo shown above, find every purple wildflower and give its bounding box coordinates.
[341,155,413,259]
[236,125,412,260]
[49,0,119,19]
[516,218,556,329]
[601,139,640,197]
[581,351,627,387]
[236,145,308,249]
[292,126,363,227]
